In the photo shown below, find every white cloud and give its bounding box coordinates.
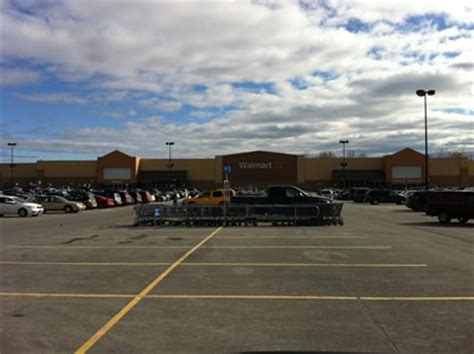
[1,68,41,85]
[16,92,88,105]
[1,0,473,157]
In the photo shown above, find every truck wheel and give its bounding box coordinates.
[458,217,469,224]
[438,211,451,224]
[18,208,28,217]
[64,205,73,213]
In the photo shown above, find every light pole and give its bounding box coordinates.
[165,142,174,188]
[416,89,435,189]
[7,142,17,188]
[339,140,349,188]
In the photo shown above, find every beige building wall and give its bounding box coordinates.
[430,158,463,176]
[140,159,215,182]
[0,163,36,179]
[37,161,97,177]
[214,156,223,185]
[304,158,383,181]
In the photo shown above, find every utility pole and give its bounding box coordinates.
[339,140,349,188]
[165,142,174,188]
[7,142,17,188]
[416,89,435,189]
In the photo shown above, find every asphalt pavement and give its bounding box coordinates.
[0,202,472,353]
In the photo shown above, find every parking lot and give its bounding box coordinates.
[1,203,473,353]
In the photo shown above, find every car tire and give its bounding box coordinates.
[18,208,28,217]
[458,217,469,224]
[64,205,73,213]
[371,199,378,205]
[438,211,451,224]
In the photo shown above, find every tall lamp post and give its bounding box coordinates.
[7,142,17,188]
[339,140,349,188]
[165,141,174,188]
[416,89,435,189]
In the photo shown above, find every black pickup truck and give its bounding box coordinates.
[231,185,331,205]
[425,191,474,224]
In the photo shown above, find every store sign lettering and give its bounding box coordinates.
[239,161,272,169]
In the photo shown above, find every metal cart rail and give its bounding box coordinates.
[134,203,344,227]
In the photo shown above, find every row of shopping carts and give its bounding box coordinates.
[134,203,344,227]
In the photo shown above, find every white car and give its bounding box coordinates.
[0,195,44,217]
[319,189,334,200]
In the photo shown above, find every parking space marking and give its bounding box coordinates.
[146,295,474,301]
[1,292,472,301]
[215,236,370,239]
[7,245,392,250]
[202,246,391,249]
[0,292,133,298]
[6,245,204,249]
[183,262,426,268]
[0,261,427,268]
[74,226,222,354]
[0,261,171,266]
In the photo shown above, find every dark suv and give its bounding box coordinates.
[425,191,474,224]
[406,191,429,212]
[363,189,405,205]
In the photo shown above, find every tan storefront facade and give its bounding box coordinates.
[1,148,473,189]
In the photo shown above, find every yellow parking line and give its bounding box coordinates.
[0,261,425,268]
[0,292,133,298]
[6,245,391,250]
[147,294,358,300]
[216,236,370,239]
[7,245,195,249]
[74,226,222,354]
[202,246,391,249]
[0,262,426,268]
[183,262,427,268]
[1,292,472,301]
[0,261,171,266]
[360,296,474,301]
[147,295,474,301]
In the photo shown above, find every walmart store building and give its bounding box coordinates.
[1,148,473,189]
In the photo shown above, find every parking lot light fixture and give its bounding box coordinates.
[416,89,436,189]
[7,142,17,187]
[165,142,175,187]
[339,140,349,188]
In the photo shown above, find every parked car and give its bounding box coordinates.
[138,190,154,203]
[94,194,115,208]
[36,195,86,213]
[94,191,123,206]
[319,189,334,200]
[0,195,44,217]
[405,191,429,211]
[128,190,143,203]
[116,191,134,205]
[151,189,167,202]
[183,188,235,206]
[363,190,405,205]
[425,191,474,224]
[231,185,329,205]
[352,187,370,203]
[68,191,98,209]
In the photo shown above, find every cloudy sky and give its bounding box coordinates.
[1,0,473,162]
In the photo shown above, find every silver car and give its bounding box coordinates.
[36,195,86,213]
[0,195,44,217]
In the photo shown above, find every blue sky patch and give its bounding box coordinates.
[231,81,275,94]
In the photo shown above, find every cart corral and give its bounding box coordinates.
[134,203,344,226]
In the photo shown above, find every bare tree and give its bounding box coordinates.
[318,151,336,158]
